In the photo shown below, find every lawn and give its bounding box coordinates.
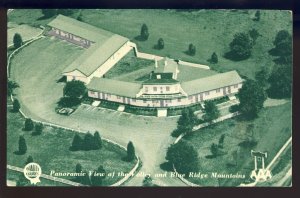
[8,9,292,80]
[7,24,43,47]
[7,111,137,186]
[181,101,292,186]
[105,49,154,80]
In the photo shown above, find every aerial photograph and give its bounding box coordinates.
[6,9,292,187]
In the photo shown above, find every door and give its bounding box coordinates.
[223,87,227,95]
[160,100,164,107]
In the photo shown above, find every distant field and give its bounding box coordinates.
[182,101,292,186]
[8,9,292,79]
[7,111,137,186]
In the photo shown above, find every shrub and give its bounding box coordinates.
[26,155,34,164]
[157,38,164,49]
[24,118,34,131]
[93,131,102,149]
[210,52,218,64]
[126,141,135,162]
[13,99,21,112]
[18,135,27,155]
[140,24,149,40]
[32,123,43,136]
[13,33,23,49]
[69,134,83,151]
[188,44,196,55]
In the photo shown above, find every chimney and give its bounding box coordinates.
[155,58,158,68]
[164,59,167,66]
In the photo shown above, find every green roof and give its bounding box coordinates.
[143,78,179,85]
[87,77,142,98]
[181,70,243,95]
[63,34,129,76]
[48,14,113,43]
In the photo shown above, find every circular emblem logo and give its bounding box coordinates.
[24,163,42,185]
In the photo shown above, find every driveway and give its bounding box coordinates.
[10,37,186,186]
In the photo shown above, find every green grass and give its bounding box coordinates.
[7,24,43,46]
[182,101,292,186]
[8,9,292,80]
[271,146,292,176]
[7,111,137,186]
[105,50,154,80]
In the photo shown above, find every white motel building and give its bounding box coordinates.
[48,15,243,114]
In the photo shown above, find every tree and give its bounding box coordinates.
[33,123,43,136]
[83,132,95,151]
[26,155,34,164]
[157,38,164,49]
[7,80,19,96]
[166,141,199,174]
[227,32,253,60]
[218,134,225,149]
[18,135,27,155]
[93,131,102,149]
[70,134,83,151]
[249,29,260,44]
[203,101,220,122]
[126,141,135,161]
[13,33,23,49]
[271,30,292,64]
[57,9,74,16]
[75,163,83,182]
[188,44,196,55]
[238,79,267,119]
[268,64,292,98]
[255,66,270,88]
[77,13,83,21]
[143,175,153,187]
[140,24,149,40]
[210,52,218,64]
[91,165,106,186]
[41,9,57,18]
[81,171,91,185]
[253,10,261,21]
[210,143,220,156]
[12,99,21,112]
[63,80,86,99]
[172,108,198,137]
[24,118,34,131]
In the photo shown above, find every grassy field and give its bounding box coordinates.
[7,111,137,186]
[182,101,292,186]
[8,9,292,80]
[7,24,43,46]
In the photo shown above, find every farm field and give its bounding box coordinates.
[182,101,292,186]
[7,111,137,186]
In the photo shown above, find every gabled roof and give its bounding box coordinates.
[181,70,243,95]
[155,57,178,74]
[48,14,113,43]
[87,77,142,98]
[63,34,129,76]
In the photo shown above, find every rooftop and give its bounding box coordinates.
[87,77,142,98]
[181,70,243,95]
[154,57,178,74]
[63,34,129,76]
[48,14,113,43]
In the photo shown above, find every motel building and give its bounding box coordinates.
[48,15,243,117]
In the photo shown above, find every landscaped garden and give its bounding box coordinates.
[7,111,137,186]
[180,101,291,186]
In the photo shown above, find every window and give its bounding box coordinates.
[153,87,157,91]
[166,86,170,91]
[234,84,239,88]
[216,88,220,93]
[178,98,181,102]
[188,96,192,100]
[117,96,121,99]
[205,91,210,96]
[145,87,148,92]
[132,99,136,102]
[143,100,147,103]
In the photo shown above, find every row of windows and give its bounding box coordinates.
[145,86,171,92]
